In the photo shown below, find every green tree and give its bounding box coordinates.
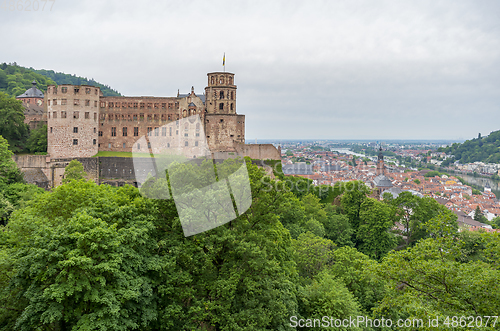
[414,179,421,184]
[26,125,47,153]
[356,198,398,260]
[473,205,487,223]
[62,159,87,183]
[0,136,23,185]
[0,93,29,152]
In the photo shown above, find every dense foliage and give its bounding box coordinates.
[0,158,498,330]
[439,130,500,164]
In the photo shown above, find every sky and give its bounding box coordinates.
[2,0,499,140]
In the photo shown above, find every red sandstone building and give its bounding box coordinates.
[45,71,279,161]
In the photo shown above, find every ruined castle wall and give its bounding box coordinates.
[46,85,99,158]
[99,94,205,152]
[49,157,99,187]
[205,114,245,152]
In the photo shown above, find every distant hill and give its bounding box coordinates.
[438,130,500,164]
[0,62,121,98]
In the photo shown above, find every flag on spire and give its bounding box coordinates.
[223,53,225,67]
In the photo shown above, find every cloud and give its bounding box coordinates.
[2,0,499,139]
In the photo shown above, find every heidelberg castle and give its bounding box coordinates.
[15,71,280,187]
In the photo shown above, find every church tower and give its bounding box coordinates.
[376,147,385,176]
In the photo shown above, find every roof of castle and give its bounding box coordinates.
[17,80,44,98]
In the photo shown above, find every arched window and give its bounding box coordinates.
[229,76,233,85]
[219,76,224,84]
[196,123,200,130]
[220,91,224,99]
[184,123,189,130]
[230,103,233,111]
[211,76,214,85]
[230,91,234,100]
[183,109,187,117]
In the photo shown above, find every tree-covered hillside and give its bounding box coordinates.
[0,63,121,97]
[0,63,56,97]
[33,68,121,96]
[439,130,500,164]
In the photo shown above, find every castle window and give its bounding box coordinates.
[220,91,224,99]
[162,103,166,109]
[123,127,128,136]
[162,127,166,136]
[93,139,96,145]
[167,143,170,148]
[139,113,144,121]
[168,103,173,109]
[137,143,140,150]
[169,127,172,136]
[74,88,79,94]
[95,89,98,95]
[128,103,132,108]
[94,127,96,133]
[154,114,159,121]
[94,101,98,107]
[74,99,80,106]
[147,142,151,149]
[62,87,67,93]
[211,76,214,84]
[108,143,111,148]
[108,114,113,121]
[134,127,139,136]
[154,103,159,109]
[98,131,103,137]
[220,119,224,123]
[196,123,200,130]
[53,99,57,105]
[74,112,80,119]
[122,102,127,108]
[133,102,137,109]
[73,127,78,133]
[133,114,137,121]
[50,127,53,133]
[94,112,97,121]
[85,112,90,119]
[154,127,159,136]
[184,123,189,130]
[61,111,66,118]
[100,102,105,108]
[184,133,188,137]
[109,102,114,108]
[147,127,152,136]
[231,91,234,100]
[195,141,198,147]
[219,77,224,84]
[85,100,90,106]
[196,133,200,137]
[140,103,145,109]
[175,102,179,109]
[53,87,57,94]
[116,114,120,120]
[230,134,234,138]
[147,103,152,109]
[61,99,67,105]
[85,88,91,94]
[73,139,78,145]
[147,114,152,121]
[161,114,166,121]
[219,103,224,110]
[111,127,116,137]
[168,115,171,121]
[185,141,188,147]
[123,143,126,149]
[176,130,178,135]
[230,103,233,111]
[229,77,233,85]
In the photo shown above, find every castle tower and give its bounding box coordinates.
[204,72,237,114]
[204,72,245,153]
[46,85,100,159]
[376,147,385,176]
